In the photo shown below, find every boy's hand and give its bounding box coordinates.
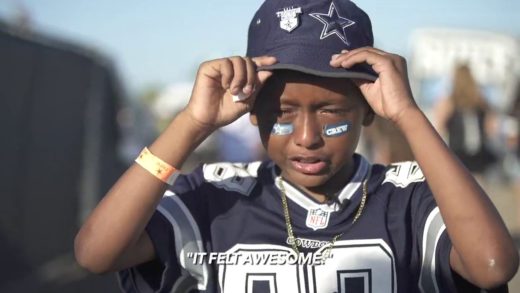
[329,47,418,125]
[185,56,277,132]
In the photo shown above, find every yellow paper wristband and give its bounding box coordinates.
[135,147,177,184]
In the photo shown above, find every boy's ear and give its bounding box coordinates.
[249,112,259,126]
[362,108,375,126]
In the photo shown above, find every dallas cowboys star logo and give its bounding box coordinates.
[271,123,293,135]
[309,2,355,45]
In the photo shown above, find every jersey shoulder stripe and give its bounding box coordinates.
[157,191,210,290]
[418,206,447,293]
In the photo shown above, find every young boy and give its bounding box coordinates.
[74,0,518,292]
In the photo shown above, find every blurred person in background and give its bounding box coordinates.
[216,114,265,162]
[505,82,520,234]
[434,64,498,179]
[361,115,414,164]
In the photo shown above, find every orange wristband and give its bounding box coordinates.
[135,147,177,184]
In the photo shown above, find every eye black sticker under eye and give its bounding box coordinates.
[271,123,294,135]
[323,121,351,137]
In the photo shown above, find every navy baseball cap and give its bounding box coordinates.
[246,0,377,81]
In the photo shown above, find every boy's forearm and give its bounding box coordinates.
[75,110,213,272]
[396,107,518,286]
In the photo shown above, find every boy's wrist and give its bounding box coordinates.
[174,109,218,137]
[393,106,426,133]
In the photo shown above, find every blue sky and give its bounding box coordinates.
[1,0,519,95]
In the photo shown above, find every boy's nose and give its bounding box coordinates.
[292,114,323,149]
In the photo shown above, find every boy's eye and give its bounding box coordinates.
[320,108,346,115]
[278,108,295,116]
[275,108,296,123]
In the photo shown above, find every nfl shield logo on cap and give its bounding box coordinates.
[276,7,302,32]
[306,208,331,230]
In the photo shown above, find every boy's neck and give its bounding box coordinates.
[302,188,336,204]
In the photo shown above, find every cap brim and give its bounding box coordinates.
[258,63,377,81]
[253,42,378,81]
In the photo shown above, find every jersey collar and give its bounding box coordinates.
[273,154,371,212]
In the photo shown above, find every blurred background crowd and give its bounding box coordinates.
[1,0,519,292]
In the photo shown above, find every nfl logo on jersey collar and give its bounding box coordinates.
[306,208,331,230]
[247,0,377,81]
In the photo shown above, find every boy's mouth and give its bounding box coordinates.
[289,156,327,175]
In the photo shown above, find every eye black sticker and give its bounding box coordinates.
[271,121,351,137]
[323,121,350,137]
[271,123,294,135]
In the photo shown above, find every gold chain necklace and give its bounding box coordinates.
[278,177,368,259]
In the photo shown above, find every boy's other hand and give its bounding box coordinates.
[185,56,277,132]
[329,47,418,125]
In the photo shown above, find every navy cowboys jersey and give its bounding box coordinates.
[118,155,504,293]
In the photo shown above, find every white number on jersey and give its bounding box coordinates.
[218,240,396,293]
[203,162,261,196]
[383,161,425,188]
